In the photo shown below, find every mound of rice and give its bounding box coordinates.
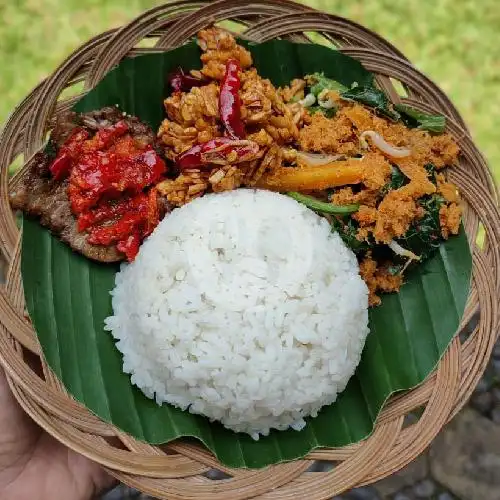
[105,189,369,439]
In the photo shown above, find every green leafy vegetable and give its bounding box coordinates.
[424,163,437,178]
[306,76,446,132]
[305,72,399,121]
[381,166,408,195]
[331,216,373,254]
[389,167,407,189]
[396,194,445,262]
[342,86,400,121]
[308,106,337,118]
[287,191,359,214]
[395,104,446,133]
[306,72,348,96]
[332,164,445,274]
[387,263,404,276]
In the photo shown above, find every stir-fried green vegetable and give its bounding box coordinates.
[305,73,400,120]
[307,73,348,96]
[304,73,446,131]
[381,166,408,196]
[395,104,446,133]
[326,162,444,271]
[297,75,455,284]
[287,191,359,214]
[425,163,436,177]
[396,194,445,261]
[341,86,400,121]
[331,217,373,254]
[308,106,336,118]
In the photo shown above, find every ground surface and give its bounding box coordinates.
[1,2,498,499]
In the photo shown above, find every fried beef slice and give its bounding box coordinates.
[9,107,160,263]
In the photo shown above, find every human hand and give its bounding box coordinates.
[0,367,115,500]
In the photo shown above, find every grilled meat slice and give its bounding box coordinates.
[10,145,124,262]
[51,107,155,145]
[9,108,167,263]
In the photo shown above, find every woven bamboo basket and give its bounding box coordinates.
[0,1,499,498]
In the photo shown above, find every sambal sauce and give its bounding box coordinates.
[49,120,166,261]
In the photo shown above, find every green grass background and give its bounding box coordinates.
[0,0,498,179]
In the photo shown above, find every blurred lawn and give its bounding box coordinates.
[0,0,498,178]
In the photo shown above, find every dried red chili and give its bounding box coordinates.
[219,59,245,139]
[168,67,208,92]
[177,138,234,169]
[177,138,259,170]
[201,140,259,165]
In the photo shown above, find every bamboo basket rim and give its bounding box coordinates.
[1,1,499,498]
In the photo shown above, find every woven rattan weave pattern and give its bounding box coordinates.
[0,1,499,498]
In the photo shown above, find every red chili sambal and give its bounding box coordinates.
[49,120,166,261]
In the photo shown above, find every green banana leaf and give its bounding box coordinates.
[21,40,472,469]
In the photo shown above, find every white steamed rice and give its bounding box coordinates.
[104,189,369,439]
